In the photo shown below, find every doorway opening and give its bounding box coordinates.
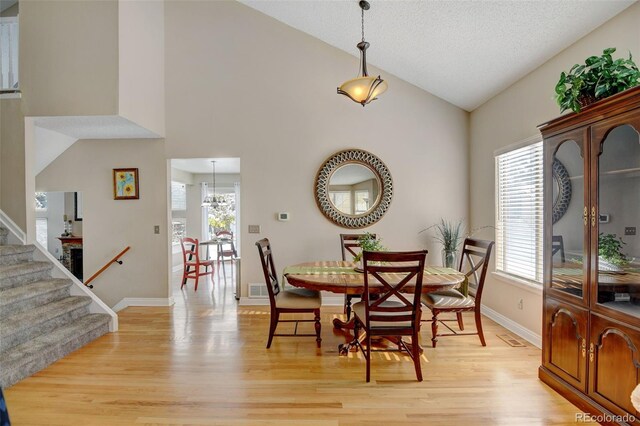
[169,158,241,298]
[34,191,84,281]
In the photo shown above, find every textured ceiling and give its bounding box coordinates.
[240,0,635,111]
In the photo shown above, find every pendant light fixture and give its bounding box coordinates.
[337,0,387,106]
[202,160,219,208]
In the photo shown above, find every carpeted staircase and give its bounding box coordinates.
[0,226,111,387]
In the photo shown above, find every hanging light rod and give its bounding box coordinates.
[202,160,219,208]
[337,0,387,106]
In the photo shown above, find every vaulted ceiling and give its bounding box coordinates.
[240,0,635,111]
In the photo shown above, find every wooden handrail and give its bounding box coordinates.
[84,246,131,288]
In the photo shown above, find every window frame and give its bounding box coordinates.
[494,135,544,286]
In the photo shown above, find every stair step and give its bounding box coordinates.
[0,261,52,289]
[0,279,72,319]
[0,313,111,388]
[0,244,36,265]
[0,296,92,352]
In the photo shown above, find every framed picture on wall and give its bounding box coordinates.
[113,168,140,200]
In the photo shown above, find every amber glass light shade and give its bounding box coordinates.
[338,75,388,106]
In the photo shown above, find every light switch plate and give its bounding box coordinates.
[154,225,160,234]
[625,227,636,236]
[248,225,261,234]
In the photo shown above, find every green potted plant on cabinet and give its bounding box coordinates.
[555,47,640,113]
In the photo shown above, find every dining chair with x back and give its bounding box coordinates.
[352,249,428,382]
[421,238,494,347]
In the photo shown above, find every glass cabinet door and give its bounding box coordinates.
[550,139,588,301]
[594,124,640,319]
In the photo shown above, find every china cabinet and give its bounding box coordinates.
[539,86,640,425]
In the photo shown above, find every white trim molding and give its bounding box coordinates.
[112,297,175,312]
[481,304,542,348]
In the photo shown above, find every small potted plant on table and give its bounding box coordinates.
[353,232,386,272]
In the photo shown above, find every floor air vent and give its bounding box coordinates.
[497,334,526,347]
[248,283,269,298]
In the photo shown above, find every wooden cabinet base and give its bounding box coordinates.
[539,366,638,426]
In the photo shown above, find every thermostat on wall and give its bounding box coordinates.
[277,212,290,222]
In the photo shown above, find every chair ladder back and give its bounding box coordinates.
[459,238,494,301]
[181,237,201,264]
[363,250,427,326]
[216,230,237,256]
[255,239,280,302]
[340,233,376,261]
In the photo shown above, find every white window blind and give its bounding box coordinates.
[171,182,186,211]
[495,141,544,283]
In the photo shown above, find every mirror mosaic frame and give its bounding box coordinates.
[314,149,393,228]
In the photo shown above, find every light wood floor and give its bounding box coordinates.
[5,264,581,425]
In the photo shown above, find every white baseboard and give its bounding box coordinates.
[238,296,345,306]
[113,297,175,312]
[238,297,269,306]
[481,304,542,348]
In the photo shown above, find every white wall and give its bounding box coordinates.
[19,0,119,117]
[469,2,640,336]
[165,1,470,295]
[36,139,169,308]
[118,0,165,136]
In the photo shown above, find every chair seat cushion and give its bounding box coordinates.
[352,301,412,329]
[275,287,321,309]
[422,289,475,309]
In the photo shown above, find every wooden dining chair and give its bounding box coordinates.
[551,235,565,263]
[180,237,214,291]
[255,238,322,349]
[421,238,494,347]
[352,250,428,382]
[340,233,377,320]
[215,230,237,266]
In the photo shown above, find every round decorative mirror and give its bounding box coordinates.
[552,158,572,224]
[315,149,392,228]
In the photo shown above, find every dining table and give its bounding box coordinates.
[283,261,467,354]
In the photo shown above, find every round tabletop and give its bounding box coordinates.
[284,261,465,295]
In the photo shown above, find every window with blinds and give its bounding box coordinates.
[171,182,186,211]
[495,140,544,283]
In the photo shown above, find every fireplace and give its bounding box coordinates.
[59,236,83,281]
[70,248,83,281]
